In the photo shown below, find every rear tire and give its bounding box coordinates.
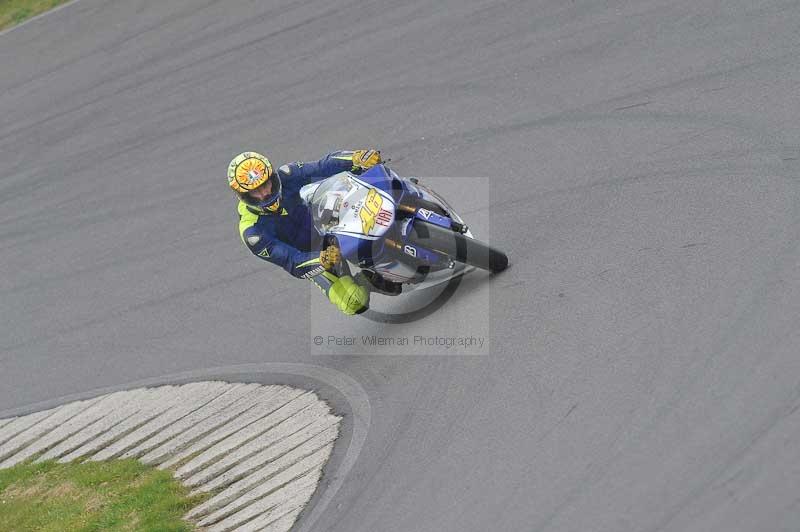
[408,220,508,273]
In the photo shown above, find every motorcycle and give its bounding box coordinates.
[300,164,508,295]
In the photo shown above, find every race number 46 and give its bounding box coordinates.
[360,189,384,235]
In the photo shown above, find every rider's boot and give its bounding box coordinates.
[357,270,403,296]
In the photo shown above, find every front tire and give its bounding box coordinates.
[408,220,508,273]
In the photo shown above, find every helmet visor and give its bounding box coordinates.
[238,173,282,211]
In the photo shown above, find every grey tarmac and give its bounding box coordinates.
[2,1,800,531]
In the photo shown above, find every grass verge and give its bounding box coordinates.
[0,0,71,31]
[0,459,209,531]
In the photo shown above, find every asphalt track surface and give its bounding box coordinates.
[2,1,800,531]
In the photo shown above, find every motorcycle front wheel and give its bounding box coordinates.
[408,220,509,273]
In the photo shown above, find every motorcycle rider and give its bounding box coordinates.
[228,149,382,315]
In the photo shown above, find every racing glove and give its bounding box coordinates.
[352,149,382,171]
[328,275,370,315]
[320,245,341,270]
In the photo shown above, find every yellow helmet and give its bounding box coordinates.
[227,152,282,212]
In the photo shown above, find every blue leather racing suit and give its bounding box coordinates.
[237,150,366,308]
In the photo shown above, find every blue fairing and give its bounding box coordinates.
[358,163,391,182]
[335,165,457,273]
[357,164,407,196]
[337,233,385,267]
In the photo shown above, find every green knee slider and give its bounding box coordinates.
[328,273,370,315]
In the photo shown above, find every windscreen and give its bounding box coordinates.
[310,173,356,232]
